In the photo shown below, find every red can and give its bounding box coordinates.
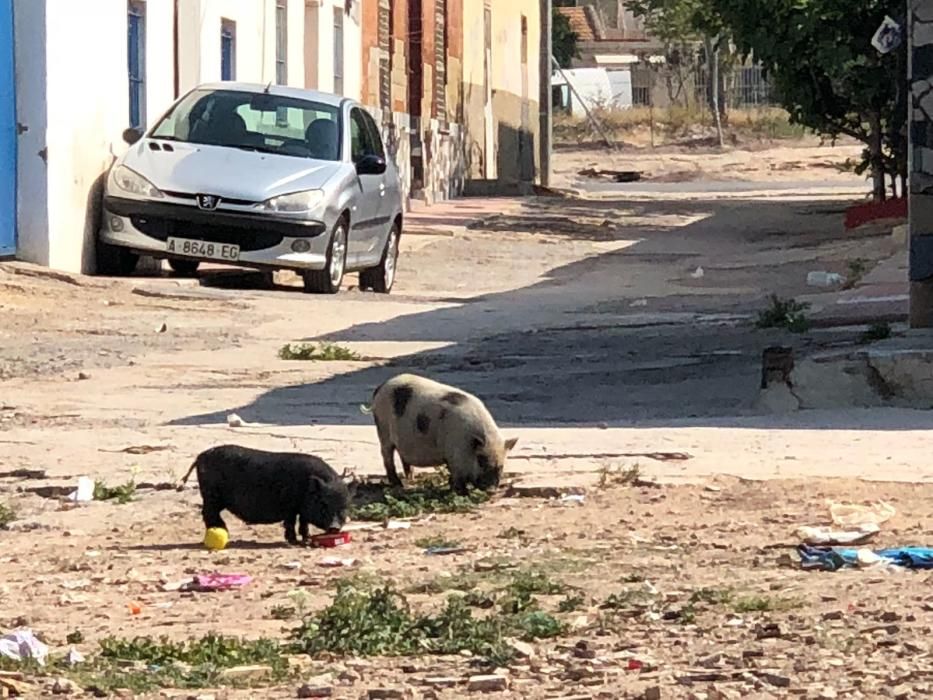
[310,531,352,548]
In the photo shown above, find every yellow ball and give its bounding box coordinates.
[204,528,229,551]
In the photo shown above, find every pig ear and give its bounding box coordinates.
[504,437,518,453]
[471,435,486,452]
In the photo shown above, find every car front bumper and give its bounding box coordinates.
[99,196,331,271]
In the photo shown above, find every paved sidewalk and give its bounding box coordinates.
[404,196,528,234]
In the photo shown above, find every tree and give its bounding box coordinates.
[705,0,906,200]
[627,0,733,134]
[552,7,580,69]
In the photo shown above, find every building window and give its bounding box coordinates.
[378,0,391,114]
[221,19,236,81]
[275,1,288,85]
[333,8,344,95]
[127,1,146,129]
[433,0,447,124]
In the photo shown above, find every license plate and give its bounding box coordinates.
[166,237,240,262]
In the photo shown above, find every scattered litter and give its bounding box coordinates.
[100,444,172,455]
[807,271,845,287]
[828,500,896,528]
[626,659,644,671]
[280,561,302,571]
[227,413,249,427]
[425,546,469,556]
[66,648,85,665]
[630,298,648,308]
[0,629,49,666]
[66,477,95,503]
[704,485,722,493]
[797,523,880,546]
[310,532,352,548]
[318,557,356,568]
[559,494,586,506]
[156,322,168,333]
[183,573,253,591]
[0,469,47,480]
[127,602,143,615]
[384,520,412,530]
[579,167,641,183]
[798,545,933,572]
[60,579,91,591]
[691,266,705,279]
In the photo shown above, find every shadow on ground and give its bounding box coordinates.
[169,195,920,431]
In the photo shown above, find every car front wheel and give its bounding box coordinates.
[360,223,400,294]
[302,220,347,294]
[96,241,139,276]
[168,259,200,276]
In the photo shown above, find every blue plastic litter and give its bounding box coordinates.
[798,545,933,571]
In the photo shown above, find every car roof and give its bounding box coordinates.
[193,82,351,109]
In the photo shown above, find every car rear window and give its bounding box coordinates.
[150,88,342,160]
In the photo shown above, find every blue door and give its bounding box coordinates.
[127,2,146,129]
[0,0,16,256]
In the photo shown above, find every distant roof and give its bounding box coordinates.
[556,7,596,42]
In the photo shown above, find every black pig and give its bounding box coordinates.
[180,445,353,545]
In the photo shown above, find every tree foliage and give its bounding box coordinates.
[630,0,907,200]
[708,0,906,199]
[552,8,580,69]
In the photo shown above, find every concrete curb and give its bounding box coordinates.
[758,332,933,411]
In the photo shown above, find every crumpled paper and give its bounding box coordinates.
[0,629,49,665]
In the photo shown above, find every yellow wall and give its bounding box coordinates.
[461,0,540,184]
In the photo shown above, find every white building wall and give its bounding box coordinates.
[14,0,358,274]
[14,0,176,273]
[177,0,310,92]
[303,0,361,99]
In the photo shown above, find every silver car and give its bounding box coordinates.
[98,82,403,294]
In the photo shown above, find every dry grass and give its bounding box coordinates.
[555,106,807,147]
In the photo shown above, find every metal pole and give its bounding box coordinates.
[550,56,616,151]
[539,0,553,187]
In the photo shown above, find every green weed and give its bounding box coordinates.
[756,295,811,333]
[351,471,489,521]
[0,502,15,527]
[860,322,892,344]
[278,342,361,361]
[93,479,136,504]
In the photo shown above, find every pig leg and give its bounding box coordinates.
[402,461,413,480]
[382,443,402,487]
[298,517,310,544]
[283,515,299,546]
[375,416,403,486]
[201,493,228,532]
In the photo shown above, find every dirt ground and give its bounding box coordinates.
[0,141,928,699]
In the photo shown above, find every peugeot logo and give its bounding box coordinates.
[196,194,221,211]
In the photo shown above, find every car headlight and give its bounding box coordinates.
[111,166,163,199]
[264,189,325,214]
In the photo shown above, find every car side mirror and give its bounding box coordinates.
[356,154,387,176]
[123,127,143,146]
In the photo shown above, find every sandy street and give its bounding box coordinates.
[1,142,930,699]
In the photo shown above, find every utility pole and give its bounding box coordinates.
[909,2,933,327]
[539,0,553,188]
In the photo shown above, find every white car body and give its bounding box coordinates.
[98,82,404,293]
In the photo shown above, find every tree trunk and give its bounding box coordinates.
[705,35,725,148]
[868,110,886,202]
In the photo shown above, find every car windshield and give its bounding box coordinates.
[150,88,342,161]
